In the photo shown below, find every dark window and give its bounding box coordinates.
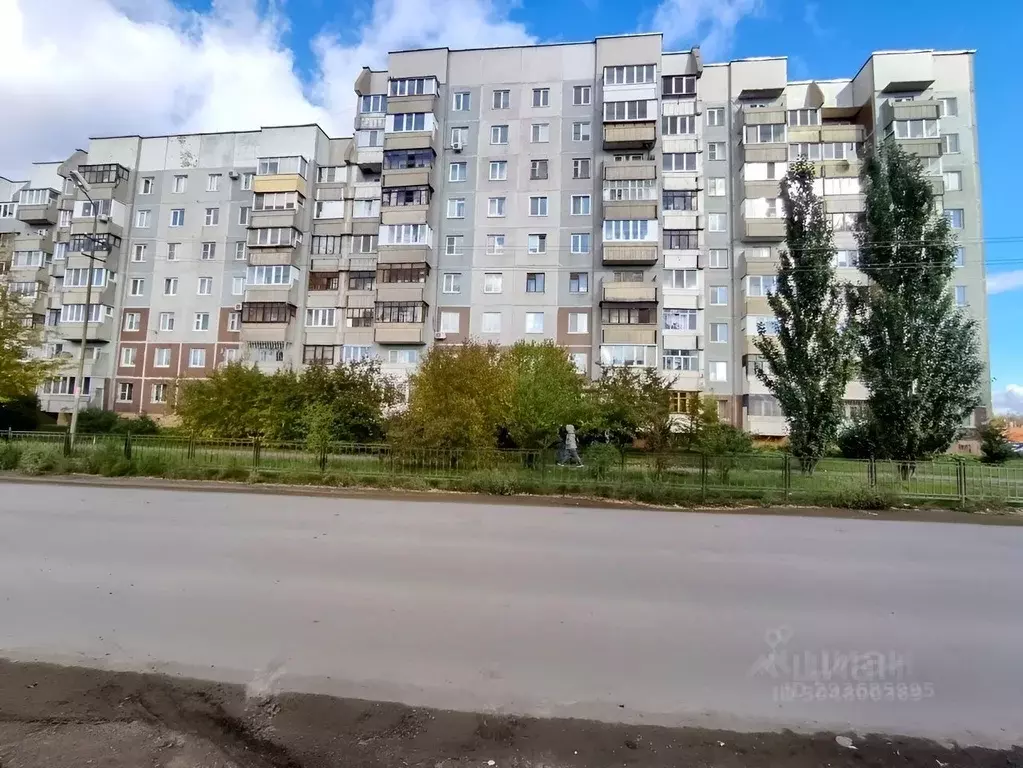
[345,308,374,328]
[382,149,435,170]
[241,302,296,323]
[569,272,588,293]
[379,263,428,284]
[68,233,121,252]
[663,190,697,211]
[308,272,340,291]
[525,272,545,293]
[662,75,696,97]
[78,163,129,185]
[601,307,653,324]
[375,301,427,323]
[348,271,376,291]
[381,185,431,207]
[310,235,342,255]
[529,160,549,180]
[663,229,699,250]
[303,345,336,364]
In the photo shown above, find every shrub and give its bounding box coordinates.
[18,444,66,475]
[80,442,131,476]
[979,419,1015,465]
[111,414,160,435]
[829,487,898,511]
[837,418,880,459]
[584,443,621,481]
[0,442,22,470]
[75,408,121,434]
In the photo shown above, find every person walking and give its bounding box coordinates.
[561,424,583,467]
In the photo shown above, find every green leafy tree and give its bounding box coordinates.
[979,418,1015,465]
[756,159,853,472]
[678,394,720,451]
[587,366,678,450]
[0,284,56,403]
[175,363,272,438]
[301,359,399,443]
[503,341,586,450]
[849,141,983,465]
[302,401,337,458]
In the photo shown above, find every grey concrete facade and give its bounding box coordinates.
[0,40,990,434]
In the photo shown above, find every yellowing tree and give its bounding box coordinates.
[0,284,54,403]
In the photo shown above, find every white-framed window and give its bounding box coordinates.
[747,275,777,296]
[481,312,502,333]
[892,119,939,139]
[599,345,657,368]
[173,175,187,193]
[151,383,168,404]
[234,242,245,260]
[528,234,547,254]
[170,208,185,227]
[447,197,466,218]
[532,87,550,107]
[194,312,211,332]
[833,249,859,268]
[317,166,343,183]
[571,195,591,215]
[529,196,548,216]
[58,209,72,228]
[453,91,470,111]
[486,234,505,254]
[525,272,545,293]
[708,361,727,382]
[603,219,654,241]
[450,126,467,146]
[572,121,591,141]
[571,233,591,254]
[707,107,725,127]
[488,197,506,217]
[573,158,591,179]
[955,247,965,267]
[360,93,386,113]
[525,312,544,334]
[207,173,221,192]
[707,142,726,161]
[573,85,591,105]
[379,223,429,246]
[442,273,461,294]
[664,309,697,331]
[189,348,206,368]
[120,346,137,367]
[569,352,588,374]
[132,244,146,262]
[944,208,964,229]
[568,312,588,334]
[197,276,213,295]
[663,153,697,172]
[440,311,460,333]
[491,125,509,144]
[603,64,656,85]
[123,312,141,331]
[709,286,728,305]
[117,382,134,402]
[955,285,967,306]
[707,213,727,232]
[129,278,144,297]
[201,242,216,260]
[709,249,729,268]
[135,209,151,227]
[246,265,294,285]
[222,347,240,364]
[241,172,254,190]
[489,161,507,181]
[154,347,171,367]
[163,277,178,296]
[943,171,962,191]
[391,112,427,132]
[238,206,250,225]
[745,124,787,143]
[787,108,819,126]
[939,97,958,117]
[530,123,550,143]
[941,134,960,154]
[445,235,463,255]
[204,207,219,226]
[603,100,652,121]
[529,159,548,179]
[569,272,589,293]
[232,276,245,295]
[342,345,373,363]
[159,312,175,331]
[228,312,241,332]
[139,177,154,195]
[492,89,510,109]
[389,77,437,97]
[664,269,698,289]
[662,115,696,135]
[483,273,503,293]
[710,323,729,343]
[708,178,726,196]
[663,348,698,371]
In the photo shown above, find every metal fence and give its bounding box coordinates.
[2,429,1021,505]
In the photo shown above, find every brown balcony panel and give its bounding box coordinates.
[601,282,658,303]
[881,99,940,125]
[380,207,428,226]
[602,201,658,220]
[744,145,788,163]
[814,159,862,178]
[602,122,656,150]
[375,324,426,345]
[602,244,659,266]
[240,325,291,343]
[384,132,437,152]
[895,137,942,158]
[377,245,431,264]
[375,284,426,303]
[603,161,657,181]
[601,325,657,345]
[744,180,782,199]
[820,124,865,143]
[744,219,786,241]
[382,168,432,187]
[742,107,787,125]
[386,94,438,114]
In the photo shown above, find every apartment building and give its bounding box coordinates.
[0,37,989,434]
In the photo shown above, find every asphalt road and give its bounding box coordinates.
[1,482,1020,747]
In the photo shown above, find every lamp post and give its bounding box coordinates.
[67,169,105,449]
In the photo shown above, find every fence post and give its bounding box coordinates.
[868,459,876,488]
[319,447,327,472]
[124,431,132,460]
[700,453,708,501]
[957,461,967,508]
[63,428,71,457]
[783,454,791,500]
[4,427,10,442]
[252,438,261,470]
[187,435,196,461]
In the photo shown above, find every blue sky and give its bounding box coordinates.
[3,0,1019,408]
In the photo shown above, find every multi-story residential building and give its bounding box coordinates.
[0,37,989,435]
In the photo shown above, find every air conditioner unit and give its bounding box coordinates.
[233,303,243,311]
[451,139,463,153]
[433,332,447,340]
[228,170,240,180]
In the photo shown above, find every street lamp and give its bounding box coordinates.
[67,169,108,449]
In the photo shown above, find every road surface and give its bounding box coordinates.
[0,481,1020,747]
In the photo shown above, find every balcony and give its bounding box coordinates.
[602,199,658,220]
[601,325,657,345]
[601,280,658,303]
[16,190,59,225]
[375,324,426,345]
[74,164,131,198]
[239,302,297,343]
[58,316,115,343]
[247,227,303,249]
[601,243,659,266]
[880,99,940,127]
[356,145,383,172]
[253,156,309,196]
[15,230,54,253]
[375,284,426,303]
[603,161,657,181]
[743,218,785,240]
[603,122,656,150]
[355,114,386,132]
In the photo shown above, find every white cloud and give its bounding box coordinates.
[0,0,534,177]
[987,270,1023,295]
[993,384,1023,415]
[648,0,762,60]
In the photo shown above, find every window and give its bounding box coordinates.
[360,94,386,112]
[253,191,303,211]
[488,197,506,217]
[525,272,545,293]
[445,235,463,255]
[391,112,427,132]
[604,64,656,85]
[439,312,460,333]
[345,308,373,328]
[139,177,154,195]
[663,115,696,135]
[744,124,786,143]
[201,242,216,260]
[170,208,185,227]
[664,269,698,289]
[942,134,960,154]
[569,272,589,293]
[353,235,376,254]
[379,263,428,284]
[528,234,547,254]
[194,312,210,331]
[663,153,697,172]
[58,210,72,228]
[381,186,429,207]
[708,361,727,382]
[481,312,501,333]
[151,383,168,404]
[710,323,728,343]
[123,312,141,331]
[709,286,728,305]
[222,348,240,365]
[154,347,171,367]
[241,302,295,323]
[241,172,254,190]
[304,345,336,365]
[228,312,241,332]
[164,277,178,296]
[447,197,466,218]
[939,97,958,117]
[442,273,461,294]
[159,312,175,331]
[305,308,336,327]
[120,346,136,367]
[572,122,591,141]
[599,345,657,368]
[828,212,857,231]
[491,125,509,144]
[173,175,187,193]
[317,166,343,183]
[375,302,427,324]
[450,126,467,147]
[573,85,591,105]
[233,242,245,260]
[571,195,590,215]
[532,88,550,107]
[530,123,550,143]
[530,159,549,179]
[663,190,697,211]
[232,276,246,295]
[787,109,819,126]
[132,244,146,262]
[943,171,962,191]
[833,249,860,268]
[63,268,107,288]
[747,275,777,296]
[662,75,696,97]
[708,177,726,197]
[486,234,506,254]
[342,345,373,362]
[603,100,651,121]
[572,158,590,179]
[249,227,302,247]
[188,348,206,368]
[892,119,939,139]
[529,196,548,216]
[525,312,544,334]
[135,209,151,228]
[663,229,698,250]
[207,173,221,192]
[707,107,725,127]
[663,349,698,372]
[604,220,653,241]
[604,179,656,201]
[117,382,134,402]
[453,91,470,111]
[944,208,964,229]
[383,149,435,170]
[571,233,591,254]
[493,89,510,109]
[196,277,212,296]
[707,213,727,232]
[245,265,294,286]
[603,306,654,325]
[568,312,588,334]
[130,278,144,297]
[483,273,503,293]
[707,142,725,161]
[489,161,507,180]
[664,309,697,331]
[238,206,250,225]
[955,247,965,267]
